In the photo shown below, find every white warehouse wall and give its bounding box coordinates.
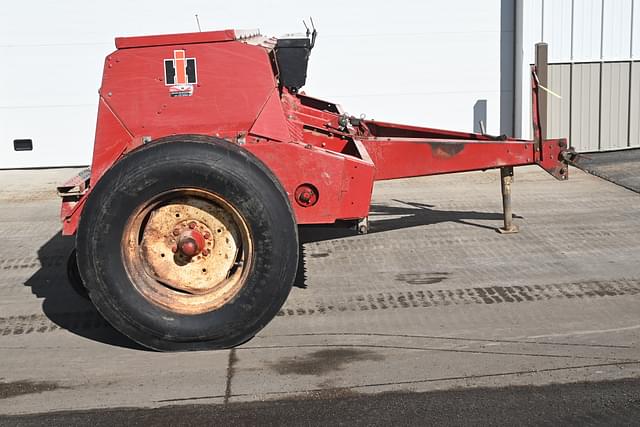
[1,1,512,168]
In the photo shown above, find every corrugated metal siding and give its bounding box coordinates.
[544,0,573,61]
[633,1,640,57]
[600,62,630,149]
[569,63,601,152]
[547,64,571,139]
[572,0,603,61]
[601,0,633,60]
[519,0,640,151]
[628,62,640,147]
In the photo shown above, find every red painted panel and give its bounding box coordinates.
[538,138,570,180]
[363,138,534,181]
[245,141,374,224]
[90,98,134,184]
[100,41,277,141]
[115,30,236,49]
[250,89,292,142]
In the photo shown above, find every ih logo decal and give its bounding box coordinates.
[164,50,197,97]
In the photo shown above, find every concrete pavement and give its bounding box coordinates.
[0,165,639,417]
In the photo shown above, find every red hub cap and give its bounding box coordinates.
[295,184,319,207]
[177,230,205,257]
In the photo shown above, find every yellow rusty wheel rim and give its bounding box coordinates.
[121,189,252,315]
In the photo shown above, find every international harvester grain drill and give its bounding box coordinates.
[58,27,573,350]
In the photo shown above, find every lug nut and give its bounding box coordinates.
[204,231,211,240]
[202,249,209,256]
[189,221,196,229]
[299,191,311,202]
[172,228,180,236]
[171,244,178,253]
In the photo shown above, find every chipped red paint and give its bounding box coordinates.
[59,30,570,235]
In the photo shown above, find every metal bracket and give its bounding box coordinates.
[356,217,369,235]
[56,168,91,198]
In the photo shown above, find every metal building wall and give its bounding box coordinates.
[516,0,640,152]
[630,63,640,146]
[1,0,510,169]
[570,63,600,152]
[546,64,570,140]
[546,61,637,152]
[600,63,631,150]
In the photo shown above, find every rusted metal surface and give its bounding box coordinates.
[122,189,252,314]
[430,142,466,159]
[56,168,91,197]
[535,43,548,141]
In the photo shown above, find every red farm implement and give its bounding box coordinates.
[58,27,573,351]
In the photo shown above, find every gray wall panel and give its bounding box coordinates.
[547,64,571,140]
[571,63,601,152]
[630,62,640,147]
[600,62,630,150]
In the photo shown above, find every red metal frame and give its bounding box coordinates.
[59,30,570,235]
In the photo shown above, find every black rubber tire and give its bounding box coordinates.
[76,135,298,351]
[66,249,89,299]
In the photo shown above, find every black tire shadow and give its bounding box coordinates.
[24,231,146,351]
[369,199,522,233]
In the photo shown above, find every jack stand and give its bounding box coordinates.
[497,166,519,234]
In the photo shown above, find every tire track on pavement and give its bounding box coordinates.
[1,278,639,337]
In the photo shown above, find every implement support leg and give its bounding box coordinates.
[497,166,519,234]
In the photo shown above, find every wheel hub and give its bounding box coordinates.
[131,196,246,298]
[173,225,209,258]
[178,235,200,257]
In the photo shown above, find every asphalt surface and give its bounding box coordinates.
[0,164,639,423]
[574,147,640,193]
[2,378,639,426]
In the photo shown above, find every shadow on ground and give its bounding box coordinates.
[296,200,513,288]
[298,199,516,244]
[23,232,145,350]
[25,202,510,349]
